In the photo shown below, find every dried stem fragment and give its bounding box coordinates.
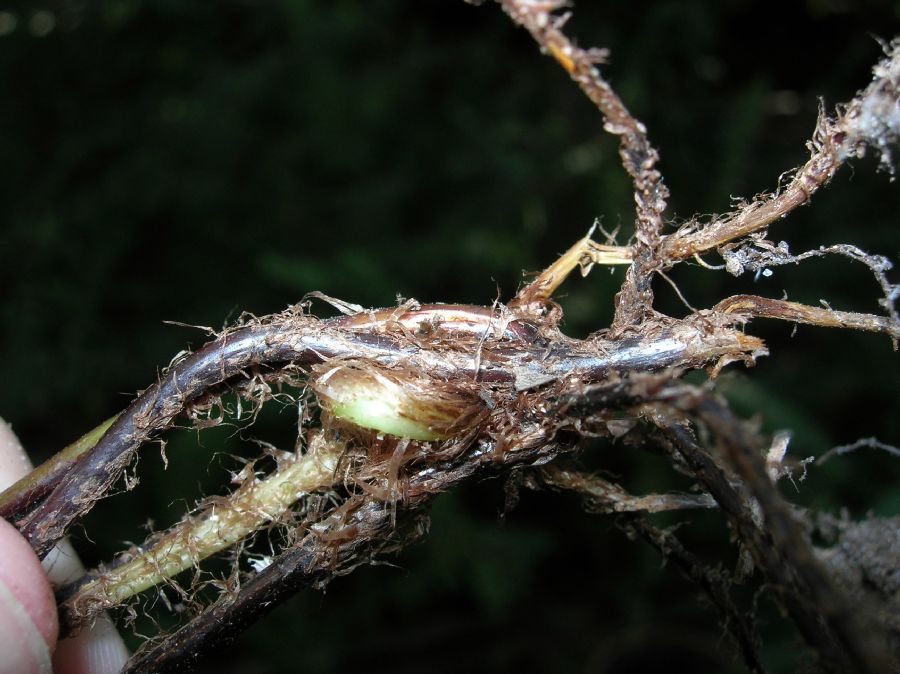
[511,231,632,313]
[714,295,900,341]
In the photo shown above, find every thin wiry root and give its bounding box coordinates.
[714,295,900,345]
[663,42,900,263]
[716,240,900,337]
[524,463,717,513]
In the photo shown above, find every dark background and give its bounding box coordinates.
[1,1,899,672]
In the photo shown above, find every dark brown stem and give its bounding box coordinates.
[620,515,767,674]
[662,401,889,674]
[0,414,118,521]
[545,373,892,673]
[15,304,761,559]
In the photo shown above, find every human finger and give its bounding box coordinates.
[0,418,130,674]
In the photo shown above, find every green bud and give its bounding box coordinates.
[313,364,480,441]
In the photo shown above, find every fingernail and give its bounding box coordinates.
[54,613,132,674]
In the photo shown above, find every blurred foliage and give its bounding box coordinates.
[1,1,898,672]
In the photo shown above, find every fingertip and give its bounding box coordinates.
[0,518,57,674]
[0,416,34,489]
[0,419,130,673]
[43,534,132,673]
[0,518,59,651]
